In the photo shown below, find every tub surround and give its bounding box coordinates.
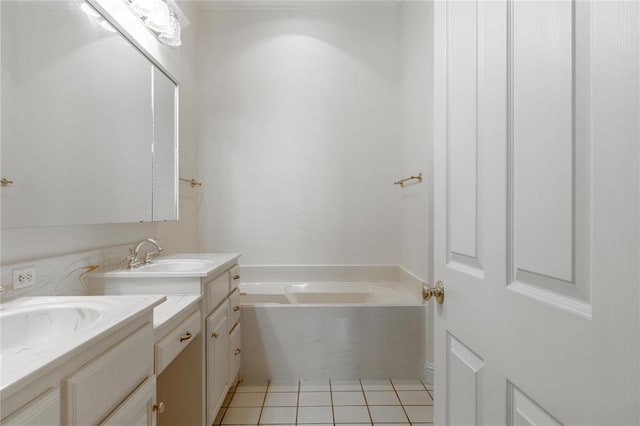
[239,265,426,381]
[240,282,421,305]
[242,304,426,380]
[239,264,425,303]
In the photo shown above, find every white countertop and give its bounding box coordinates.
[90,253,241,279]
[0,295,165,395]
[153,294,202,339]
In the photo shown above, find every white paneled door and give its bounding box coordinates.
[433,1,639,424]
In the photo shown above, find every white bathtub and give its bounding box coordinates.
[239,270,426,380]
[239,281,421,305]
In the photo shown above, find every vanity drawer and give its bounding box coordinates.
[229,323,242,383]
[230,264,241,292]
[155,311,201,375]
[63,324,153,425]
[228,289,241,327]
[207,273,229,314]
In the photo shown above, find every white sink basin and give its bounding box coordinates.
[137,259,215,273]
[88,254,235,279]
[0,295,166,394]
[0,304,103,358]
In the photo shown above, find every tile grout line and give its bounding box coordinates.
[329,380,336,425]
[256,381,271,425]
[296,380,300,425]
[217,385,235,426]
[360,379,375,425]
[391,380,413,426]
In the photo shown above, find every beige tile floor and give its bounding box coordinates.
[214,379,434,426]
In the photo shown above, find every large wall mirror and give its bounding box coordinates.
[1,0,178,227]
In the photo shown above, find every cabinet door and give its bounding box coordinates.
[100,376,156,426]
[229,323,242,384]
[206,272,229,315]
[2,388,60,426]
[206,305,229,426]
[63,324,153,425]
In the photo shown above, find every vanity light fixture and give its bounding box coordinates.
[127,0,182,47]
[81,2,118,33]
[144,0,170,32]
[130,0,164,18]
[158,10,181,47]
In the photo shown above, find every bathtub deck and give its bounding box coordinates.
[214,379,434,425]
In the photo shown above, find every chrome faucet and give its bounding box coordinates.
[128,238,164,268]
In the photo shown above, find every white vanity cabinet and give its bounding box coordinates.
[228,288,242,383]
[63,324,155,425]
[154,310,201,375]
[2,388,61,426]
[203,263,243,426]
[206,304,229,425]
[86,254,242,426]
[229,321,242,383]
[0,297,161,426]
[100,376,157,426]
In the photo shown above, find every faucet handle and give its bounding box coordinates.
[145,251,156,264]
[127,248,140,268]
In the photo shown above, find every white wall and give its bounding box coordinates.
[398,1,434,283]
[0,0,200,265]
[398,1,435,379]
[197,3,402,265]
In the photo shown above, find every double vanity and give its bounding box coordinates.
[0,253,242,426]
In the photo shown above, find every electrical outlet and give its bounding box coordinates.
[13,267,36,289]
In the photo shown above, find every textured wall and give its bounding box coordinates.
[197,3,402,265]
[398,1,435,381]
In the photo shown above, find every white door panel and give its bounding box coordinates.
[446,334,484,426]
[434,0,639,424]
[507,383,561,426]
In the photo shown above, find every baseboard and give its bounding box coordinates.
[424,362,434,385]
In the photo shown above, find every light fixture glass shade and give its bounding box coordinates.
[145,0,171,33]
[80,2,100,18]
[130,0,162,18]
[159,14,182,46]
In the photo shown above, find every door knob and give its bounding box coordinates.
[422,281,445,304]
[153,402,165,414]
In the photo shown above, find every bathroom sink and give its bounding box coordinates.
[0,303,103,358]
[88,254,236,279]
[0,295,165,394]
[137,259,215,273]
